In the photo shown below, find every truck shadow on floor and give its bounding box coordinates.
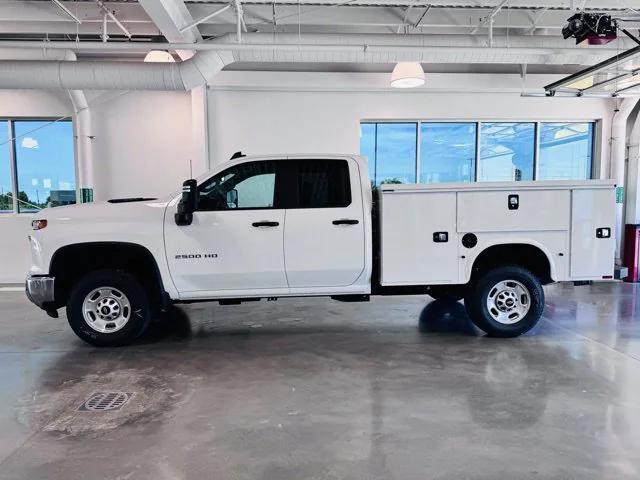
[418,299,480,336]
[139,298,481,344]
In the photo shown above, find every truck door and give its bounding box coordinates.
[164,160,289,294]
[283,158,366,288]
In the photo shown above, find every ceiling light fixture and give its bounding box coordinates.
[390,62,425,88]
[144,50,175,63]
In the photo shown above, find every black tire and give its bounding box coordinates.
[429,286,464,302]
[464,265,544,337]
[66,269,151,347]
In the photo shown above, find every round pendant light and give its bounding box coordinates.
[390,62,425,88]
[144,50,175,63]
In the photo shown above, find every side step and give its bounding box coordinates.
[331,294,370,303]
[219,298,260,305]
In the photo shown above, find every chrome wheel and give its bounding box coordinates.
[82,287,131,333]
[486,280,531,325]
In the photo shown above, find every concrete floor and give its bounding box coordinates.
[0,283,640,479]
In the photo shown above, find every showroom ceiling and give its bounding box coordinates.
[0,1,639,72]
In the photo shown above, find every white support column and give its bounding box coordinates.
[610,98,639,261]
[190,85,211,177]
[68,90,96,201]
[625,107,640,226]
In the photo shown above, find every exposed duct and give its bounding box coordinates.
[0,49,235,91]
[0,33,635,91]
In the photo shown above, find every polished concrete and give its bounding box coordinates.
[0,282,640,479]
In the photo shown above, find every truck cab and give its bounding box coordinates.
[164,154,372,299]
[25,153,616,346]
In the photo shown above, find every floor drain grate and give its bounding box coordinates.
[78,391,134,412]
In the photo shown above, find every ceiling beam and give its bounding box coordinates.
[95,0,131,38]
[180,4,231,34]
[526,7,548,34]
[51,0,81,24]
[138,0,201,59]
[470,0,508,35]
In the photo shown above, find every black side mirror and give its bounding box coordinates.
[226,188,238,208]
[175,179,198,226]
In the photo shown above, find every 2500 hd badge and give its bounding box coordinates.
[174,253,218,259]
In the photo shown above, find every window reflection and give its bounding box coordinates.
[360,123,376,186]
[361,122,417,186]
[15,121,76,212]
[420,123,476,183]
[360,120,594,185]
[538,123,593,180]
[479,123,535,182]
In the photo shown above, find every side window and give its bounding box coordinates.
[295,159,351,208]
[198,161,277,211]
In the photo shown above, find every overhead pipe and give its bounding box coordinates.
[0,32,635,54]
[0,33,635,91]
[0,49,235,91]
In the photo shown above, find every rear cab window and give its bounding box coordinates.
[290,159,352,209]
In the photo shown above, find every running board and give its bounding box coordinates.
[331,294,370,302]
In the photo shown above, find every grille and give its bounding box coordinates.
[79,392,133,412]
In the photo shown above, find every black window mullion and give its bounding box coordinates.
[275,160,298,209]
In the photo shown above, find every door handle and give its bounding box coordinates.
[252,221,279,227]
[332,219,359,225]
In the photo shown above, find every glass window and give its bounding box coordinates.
[538,122,593,180]
[0,121,11,213]
[15,121,76,212]
[420,123,476,183]
[375,123,417,185]
[294,159,351,208]
[360,123,376,186]
[198,161,277,211]
[479,123,535,182]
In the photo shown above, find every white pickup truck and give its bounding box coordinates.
[25,153,616,346]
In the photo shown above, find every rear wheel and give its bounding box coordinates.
[464,266,544,337]
[66,269,151,347]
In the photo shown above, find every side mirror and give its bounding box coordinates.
[175,179,198,226]
[226,189,238,209]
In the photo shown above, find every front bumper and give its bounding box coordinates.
[25,275,55,309]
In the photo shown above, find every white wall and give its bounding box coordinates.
[208,72,614,177]
[88,90,193,199]
[0,89,192,283]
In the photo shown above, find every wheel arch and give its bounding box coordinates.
[49,241,168,310]
[465,241,555,285]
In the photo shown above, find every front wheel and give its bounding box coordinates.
[464,266,544,337]
[66,269,151,347]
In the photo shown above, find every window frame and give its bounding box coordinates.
[361,119,598,185]
[0,117,76,215]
